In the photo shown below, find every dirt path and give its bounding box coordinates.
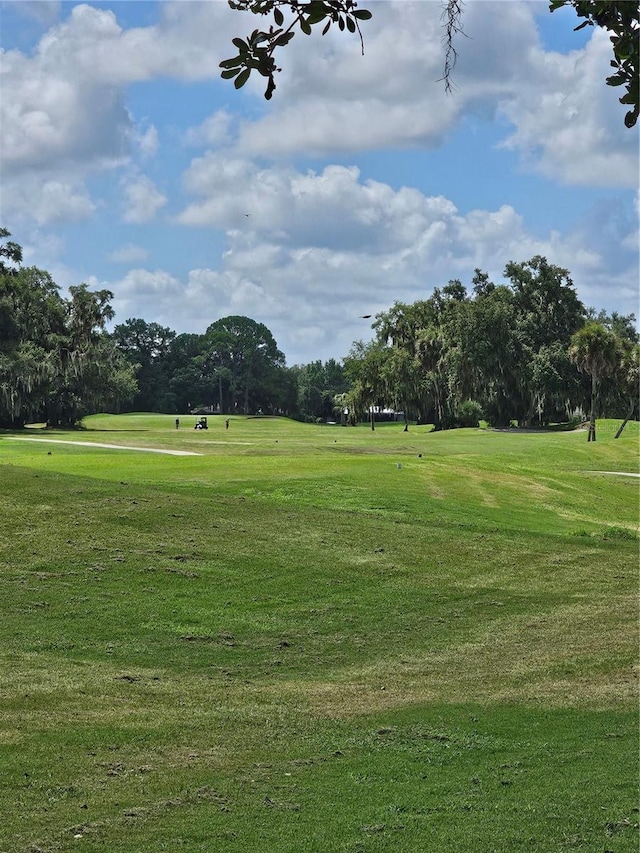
[3,437,202,456]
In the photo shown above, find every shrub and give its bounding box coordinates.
[455,400,484,428]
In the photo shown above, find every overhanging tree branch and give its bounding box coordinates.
[222,0,638,128]
[220,0,371,100]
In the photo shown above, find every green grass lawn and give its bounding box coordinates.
[1,416,638,852]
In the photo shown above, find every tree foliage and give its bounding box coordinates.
[348,256,635,433]
[220,0,371,99]
[0,227,23,275]
[112,318,177,412]
[612,342,640,437]
[0,231,137,428]
[550,0,639,128]
[344,340,390,430]
[113,315,296,416]
[290,358,349,422]
[569,320,622,441]
[221,0,639,127]
[203,316,287,414]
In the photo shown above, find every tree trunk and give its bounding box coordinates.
[614,398,636,439]
[588,370,597,442]
[434,380,444,430]
[525,393,537,428]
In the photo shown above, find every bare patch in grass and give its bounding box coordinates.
[427,485,445,500]
[0,729,24,745]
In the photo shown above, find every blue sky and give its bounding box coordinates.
[1,0,637,364]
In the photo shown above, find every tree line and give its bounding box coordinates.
[343,257,638,440]
[110,314,350,419]
[0,229,349,426]
[1,229,637,436]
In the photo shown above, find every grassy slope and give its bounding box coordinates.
[0,416,638,852]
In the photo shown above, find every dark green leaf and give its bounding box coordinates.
[235,68,251,89]
[338,14,345,30]
[256,53,276,74]
[322,19,331,35]
[232,37,248,51]
[219,56,244,69]
[275,31,295,46]
[352,9,372,20]
[273,7,284,26]
[305,10,326,25]
[307,0,327,15]
[300,17,312,35]
[221,68,243,79]
[346,15,355,33]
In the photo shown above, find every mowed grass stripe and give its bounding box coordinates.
[0,416,637,852]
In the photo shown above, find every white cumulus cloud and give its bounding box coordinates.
[121,174,167,223]
[498,27,638,187]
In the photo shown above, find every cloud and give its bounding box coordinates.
[1,173,96,225]
[114,221,635,366]
[183,111,234,148]
[133,124,159,159]
[1,46,132,174]
[2,1,634,194]
[19,228,65,267]
[107,243,150,264]
[29,3,229,86]
[0,2,238,216]
[110,267,184,322]
[233,2,460,156]
[101,159,640,359]
[32,179,96,224]
[221,1,635,187]
[159,159,640,362]
[498,28,638,187]
[178,156,462,253]
[9,1,61,27]
[121,174,167,224]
